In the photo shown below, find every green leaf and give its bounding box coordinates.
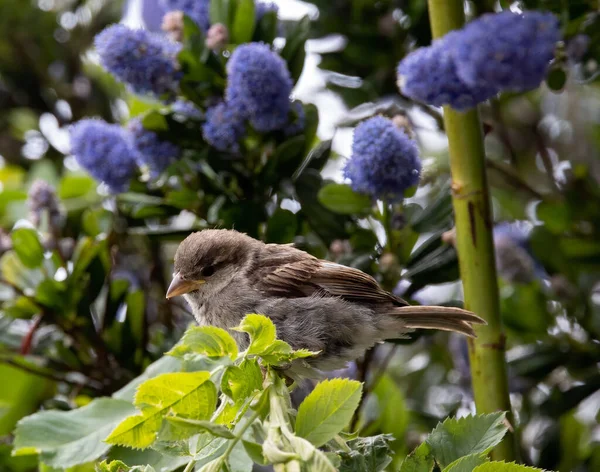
[253,10,277,44]
[361,374,407,448]
[338,434,394,472]
[443,453,489,472]
[58,175,95,199]
[231,0,255,43]
[164,417,234,439]
[0,363,54,435]
[473,462,548,472]
[0,251,44,290]
[399,442,435,472]
[141,111,168,132]
[210,0,231,26]
[96,460,156,472]
[425,413,508,469]
[295,379,362,447]
[107,446,189,472]
[266,208,298,243]
[293,139,332,180]
[233,313,276,355]
[11,228,44,268]
[13,398,136,468]
[106,372,217,449]
[317,183,372,215]
[221,359,263,402]
[168,326,239,360]
[281,15,311,82]
[112,356,183,403]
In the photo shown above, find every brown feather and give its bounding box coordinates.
[253,244,408,306]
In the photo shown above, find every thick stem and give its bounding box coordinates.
[427,0,518,461]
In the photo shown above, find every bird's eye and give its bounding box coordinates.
[201,266,215,277]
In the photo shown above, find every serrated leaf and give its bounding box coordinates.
[168,326,238,360]
[13,398,135,468]
[443,453,489,472]
[232,314,276,355]
[104,414,162,450]
[112,356,183,403]
[295,379,362,447]
[96,459,156,472]
[11,228,44,268]
[426,413,508,468]
[317,183,372,215]
[338,434,394,472]
[399,442,435,472]
[106,372,217,449]
[473,462,548,472]
[221,359,262,402]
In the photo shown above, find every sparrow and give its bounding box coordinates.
[166,229,485,372]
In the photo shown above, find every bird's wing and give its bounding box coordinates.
[254,244,407,306]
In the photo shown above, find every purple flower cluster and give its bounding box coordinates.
[226,43,293,132]
[95,24,181,97]
[343,116,421,200]
[399,32,497,111]
[160,0,211,32]
[70,119,138,193]
[128,118,180,176]
[398,11,560,111]
[202,102,246,153]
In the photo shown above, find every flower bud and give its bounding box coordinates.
[205,23,228,50]
[27,180,63,232]
[161,10,185,42]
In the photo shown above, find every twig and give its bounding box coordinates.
[485,159,543,199]
[350,345,377,431]
[20,315,43,355]
[367,345,399,394]
[0,356,104,391]
[535,132,559,191]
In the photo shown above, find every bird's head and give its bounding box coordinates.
[166,229,260,303]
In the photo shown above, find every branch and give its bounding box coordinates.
[427,0,519,462]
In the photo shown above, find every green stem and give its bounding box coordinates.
[382,201,393,253]
[182,458,196,472]
[427,0,518,462]
[223,407,262,457]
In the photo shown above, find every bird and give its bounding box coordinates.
[166,229,485,372]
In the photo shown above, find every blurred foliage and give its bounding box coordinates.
[0,0,599,471]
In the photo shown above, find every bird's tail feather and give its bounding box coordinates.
[390,305,486,337]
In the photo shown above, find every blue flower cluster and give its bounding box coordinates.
[399,32,497,111]
[70,119,138,193]
[160,0,210,32]
[343,116,421,200]
[453,11,560,93]
[95,24,181,97]
[128,118,180,176]
[226,43,293,132]
[493,221,542,283]
[202,102,246,153]
[398,11,559,110]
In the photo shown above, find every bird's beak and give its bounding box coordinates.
[166,272,205,299]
